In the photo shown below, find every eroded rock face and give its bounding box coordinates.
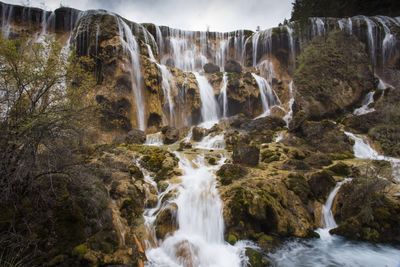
[225,60,243,73]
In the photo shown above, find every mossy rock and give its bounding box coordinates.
[327,162,351,176]
[217,164,247,185]
[287,173,312,204]
[307,170,336,201]
[245,248,271,267]
[72,244,88,258]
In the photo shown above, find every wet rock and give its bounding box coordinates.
[216,164,247,185]
[155,204,178,240]
[161,126,179,144]
[307,170,336,201]
[113,129,146,144]
[203,63,220,73]
[232,144,260,166]
[245,248,271,267]
[240,116,286,132]
[225,60,242,73]
[192,126,207,141]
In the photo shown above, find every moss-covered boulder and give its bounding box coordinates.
[216,164,247,185]
[307,170,336,201]
[293,31,374,121]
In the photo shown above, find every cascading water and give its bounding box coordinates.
[1,3,13,39]
[117,17,146,130]
[193,72,220,128]
[219,72,229,118]
[145,153,247,267]
[353,92,375,116]
[345,132,400,183]
[251,73,279,118]
[269,178,400,267]
[375,16,397,65]
[283,81,295,126]
[145,132,164,146]
[194,133,226,150]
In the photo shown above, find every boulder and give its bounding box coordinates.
[161,126,179,144]
[307,170,336,201]
[293,31,374,120]
[192,126,207,141]
[217,164,247,185]
[203,63,220,73]
[232,144,260,166]
[154,204,178,240]
[225,60,242,73]
[113,129,146,144]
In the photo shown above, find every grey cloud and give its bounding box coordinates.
[4,0,293,31]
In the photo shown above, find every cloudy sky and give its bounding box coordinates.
[4,0,293,31]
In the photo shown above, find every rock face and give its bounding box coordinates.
[203,63,220,73]
[225,60,243,73]
[161,126,179,144]
[232,144,260,166]
[292,31,374,122]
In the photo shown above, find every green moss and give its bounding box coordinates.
[227,233,238,245]
[287,173,312,203]
[327,162,351,176]
[72,244,88,258]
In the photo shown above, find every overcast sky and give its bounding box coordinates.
[4,0,293,32]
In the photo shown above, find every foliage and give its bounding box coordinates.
[291,0,400,22]
[0,36,96,263]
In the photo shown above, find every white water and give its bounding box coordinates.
[219,72,229,118]
[362,16,377,66]
[117,17,146,130]
[193,72,220,128]
[1,4,13,39]
[345,132,400,183]
[375,16,397,65]
[145,154,247,267]
[251,73,279,118]
[145,132,164,146]
[269,178,400,267]
[353,91,375,116]
[311,17,325,37]
[283,81,295,126]
[194,133,226,150]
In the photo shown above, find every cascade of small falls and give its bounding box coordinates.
[219,72,229,118]
[269,178,400,266]
[193,72,220,128]
[145,132,164,146]
[283,81,295,126]
[251,73,279,118]
[116,17,146,131]
[145,153,248,267]
[345,132,400,183]
[1,3,13,39]
[353,91,375,116]
[338,17,353,35]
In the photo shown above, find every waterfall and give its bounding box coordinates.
[194,133,226,150]
[215,35,230,70]
[338,17,353,35]
[251,73,278,118]
[311,17,325,37]
[1,4,13,39]
[219,72,229,118]
[117,17,146,131]
[145,132,164,146]
[159,64,176,124]
[145,154,245,267]
[320,179,351,230]
[286,25,296,67]
[283,81,295,126]
[353,92,375,116]
[193,72,219,128]
[269,176,400,266]
[361,16,377,66]
[375,16,397,65]
[345,132,400,183]
[155,25,164,55]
